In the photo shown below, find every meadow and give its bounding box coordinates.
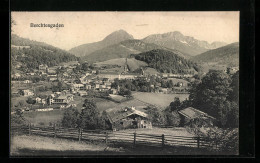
[132,92,189,109]
[23,109,64,126]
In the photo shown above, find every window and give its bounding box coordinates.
[120,122,123,125]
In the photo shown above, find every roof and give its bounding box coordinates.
[106,106,148,123]
[178,107,215,120]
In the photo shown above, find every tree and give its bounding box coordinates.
[228,71,239,103]
[167,80,174,88]
[11,108,27,126]
[188,70,239,128]
[98,111,110,130]
[146,107,166,126]
[26,97,36,104]
[189,70,232,119]
[61,108,80,128]
[164,107,181,126]
[80,99,100,130]
[81,62,89,71]
[169,97,181,111]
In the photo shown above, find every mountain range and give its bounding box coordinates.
[142,31,227,56]
[69,30,227,60]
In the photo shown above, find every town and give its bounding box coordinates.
[10,11,240,155]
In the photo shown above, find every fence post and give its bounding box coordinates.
[162,134,165,148]
[215,134,218,150]
[133,132,136,148]
[197,136,200,149]
[54,124,56,138]
[78,128,82,142]
[105,131,108,145]
[29,123,31,135]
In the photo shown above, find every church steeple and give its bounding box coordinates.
[124,58,129,72]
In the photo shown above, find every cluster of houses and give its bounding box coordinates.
[27,90,76,112]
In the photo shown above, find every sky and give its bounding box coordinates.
[11,12,239,51]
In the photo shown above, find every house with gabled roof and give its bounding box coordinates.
[178,107,215,127]
[105,106,152,131]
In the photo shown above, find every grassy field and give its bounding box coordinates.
[96,98,148,112]
[200,62,228,73]
[132,92,189,109]
[94,58,148,71]
[10,132,231,156]
[10,134,110,156]
[115,127,194,137]
[23,110,64,126]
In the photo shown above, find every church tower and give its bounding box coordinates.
[124,58,129,72]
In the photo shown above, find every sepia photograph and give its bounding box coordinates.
[10,11,239,156]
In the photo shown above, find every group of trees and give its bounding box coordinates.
[111,77,177,96]
[51,81,69,92]
[12,47,78,71]
[134,49,201,74]
[145,106,181,127]
[11,34,79,71]
[188,70,239,128]
[61,99,109,130]
[111,78,153,93]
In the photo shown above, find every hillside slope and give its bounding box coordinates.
[11,34,78,71]
[69,30,134,57]
[142,31,227,56]
[134,49,200,74]
[94,58,148,71]
[191,42,239,66]
[82,39,189,63]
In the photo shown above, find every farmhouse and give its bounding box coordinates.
[48,94,74,105]
[106,106,152,131]
[178,107,215,127]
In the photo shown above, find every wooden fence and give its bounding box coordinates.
[11,124,220,150]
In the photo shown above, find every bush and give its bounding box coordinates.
[164,107,181,126]
[61,107,80,128]
[146,107,166,126]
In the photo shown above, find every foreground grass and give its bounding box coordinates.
[10,134,235,156]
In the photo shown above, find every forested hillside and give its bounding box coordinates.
[11,34,79,71]
[191,42,239,67]
[134,49,201,74]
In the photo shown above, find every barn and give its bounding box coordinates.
[105,106,152,131]
[178,107,215,127]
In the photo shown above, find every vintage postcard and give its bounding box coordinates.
[10,11,239,156]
